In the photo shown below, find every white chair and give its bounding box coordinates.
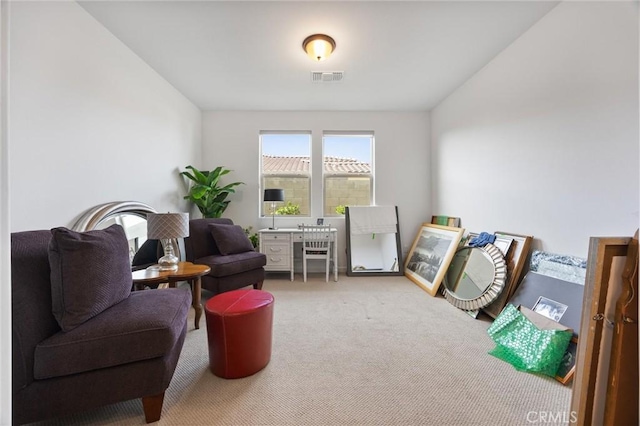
[301,225,332,282]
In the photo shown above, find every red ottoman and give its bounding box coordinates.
[204,289,274,379]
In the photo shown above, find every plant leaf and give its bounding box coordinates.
[185,165,208,184]
[189,184,209,199]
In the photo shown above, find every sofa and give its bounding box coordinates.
[185,218,266,295]
[11,227,191,424]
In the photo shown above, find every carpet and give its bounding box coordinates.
[31,275,572,425]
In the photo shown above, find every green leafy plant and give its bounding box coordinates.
[275,201,300,215]
[181,165,244,218]
[244,226,259,249]
[335,205,346,215]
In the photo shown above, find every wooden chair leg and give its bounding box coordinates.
[253,280,264,290]
[142,392,165,423]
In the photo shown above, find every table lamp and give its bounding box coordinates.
[263,189,285,230]
[147,212,189,271]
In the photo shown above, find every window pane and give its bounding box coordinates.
[262,176,310,216]
[261,133,311,217]
[324,176,372,216]
[323,134,373,216]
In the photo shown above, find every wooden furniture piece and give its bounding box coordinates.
[133,261,211,330]
[301,225,333,282]
[603,231,638,426]
[570,234,636,425]
[259,227,338,281]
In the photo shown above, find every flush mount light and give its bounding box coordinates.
[302,34,336,62]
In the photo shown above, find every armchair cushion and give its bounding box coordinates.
[34,288,191,380]
[196,251,266,277]
[209,224,254,255]
[48,225,132,332]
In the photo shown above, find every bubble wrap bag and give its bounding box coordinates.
[487,304,573,377]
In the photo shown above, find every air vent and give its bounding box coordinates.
[311,71,344,83]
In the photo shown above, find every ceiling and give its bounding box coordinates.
[79,1,559,112]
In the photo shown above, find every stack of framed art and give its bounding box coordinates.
[404,225,534,306]
[405,222,586,387]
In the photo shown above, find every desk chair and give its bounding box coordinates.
[301,225,333,282]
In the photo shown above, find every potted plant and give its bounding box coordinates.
[181,165,243,218]
[244,226,259,249]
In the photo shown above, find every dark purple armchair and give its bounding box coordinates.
[11,230,191,424]
[185,218,266,295]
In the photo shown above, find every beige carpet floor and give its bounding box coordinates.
[32,275,572,426]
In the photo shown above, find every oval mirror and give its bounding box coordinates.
[442,244,507,311]
[94,213,149,260]
[72,201,159,267]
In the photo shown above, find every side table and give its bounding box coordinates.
[132,261,211,330]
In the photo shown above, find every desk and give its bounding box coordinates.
[259,228,338,282]
[132,262,211,330]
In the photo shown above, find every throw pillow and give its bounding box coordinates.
[49,224,132,332]
[209,224,254,255]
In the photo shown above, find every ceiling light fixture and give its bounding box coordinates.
[302,34,336,62]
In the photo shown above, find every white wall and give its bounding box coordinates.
[8,1,201,232]
[0,1,10,424]
[431,1,639,258]
[4,3,202,420]
[202,111,430,269]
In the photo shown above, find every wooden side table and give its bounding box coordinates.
[132,261,211,330]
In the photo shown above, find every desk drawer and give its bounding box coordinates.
[265,254,290,270]
[261,233,291,243]
[264,244,289,255]
[292,232,333,242]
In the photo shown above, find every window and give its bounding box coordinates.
[260,132,311,217]
[323,133,373,216]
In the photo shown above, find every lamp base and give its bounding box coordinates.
[158,239,179,271]
[157,254,179,271]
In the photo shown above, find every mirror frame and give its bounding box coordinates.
[72,201,157,232]
[442,243,507,311]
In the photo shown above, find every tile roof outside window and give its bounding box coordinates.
[263,156,370,174]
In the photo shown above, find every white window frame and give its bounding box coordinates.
[322,132,374,217]
[259,131,312,218]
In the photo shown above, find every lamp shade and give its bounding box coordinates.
[302,34,336,61]
[263,189,285,202]
[147,213,189,239]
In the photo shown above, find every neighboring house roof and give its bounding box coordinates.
[263,156,370,174]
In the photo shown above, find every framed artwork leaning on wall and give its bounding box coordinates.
[404,223,465,296]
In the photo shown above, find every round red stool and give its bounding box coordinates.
[204,289,274,379]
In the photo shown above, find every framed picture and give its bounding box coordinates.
[507,271,584,333]
[494,231,533,299]
[556,336,578,385]
[316,218,324,225]
[404,223,465,296]
[431,215,461,228]
[533,296,568,322]
[482,231,533,319]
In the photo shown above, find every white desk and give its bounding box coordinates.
[258,228,338,282]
